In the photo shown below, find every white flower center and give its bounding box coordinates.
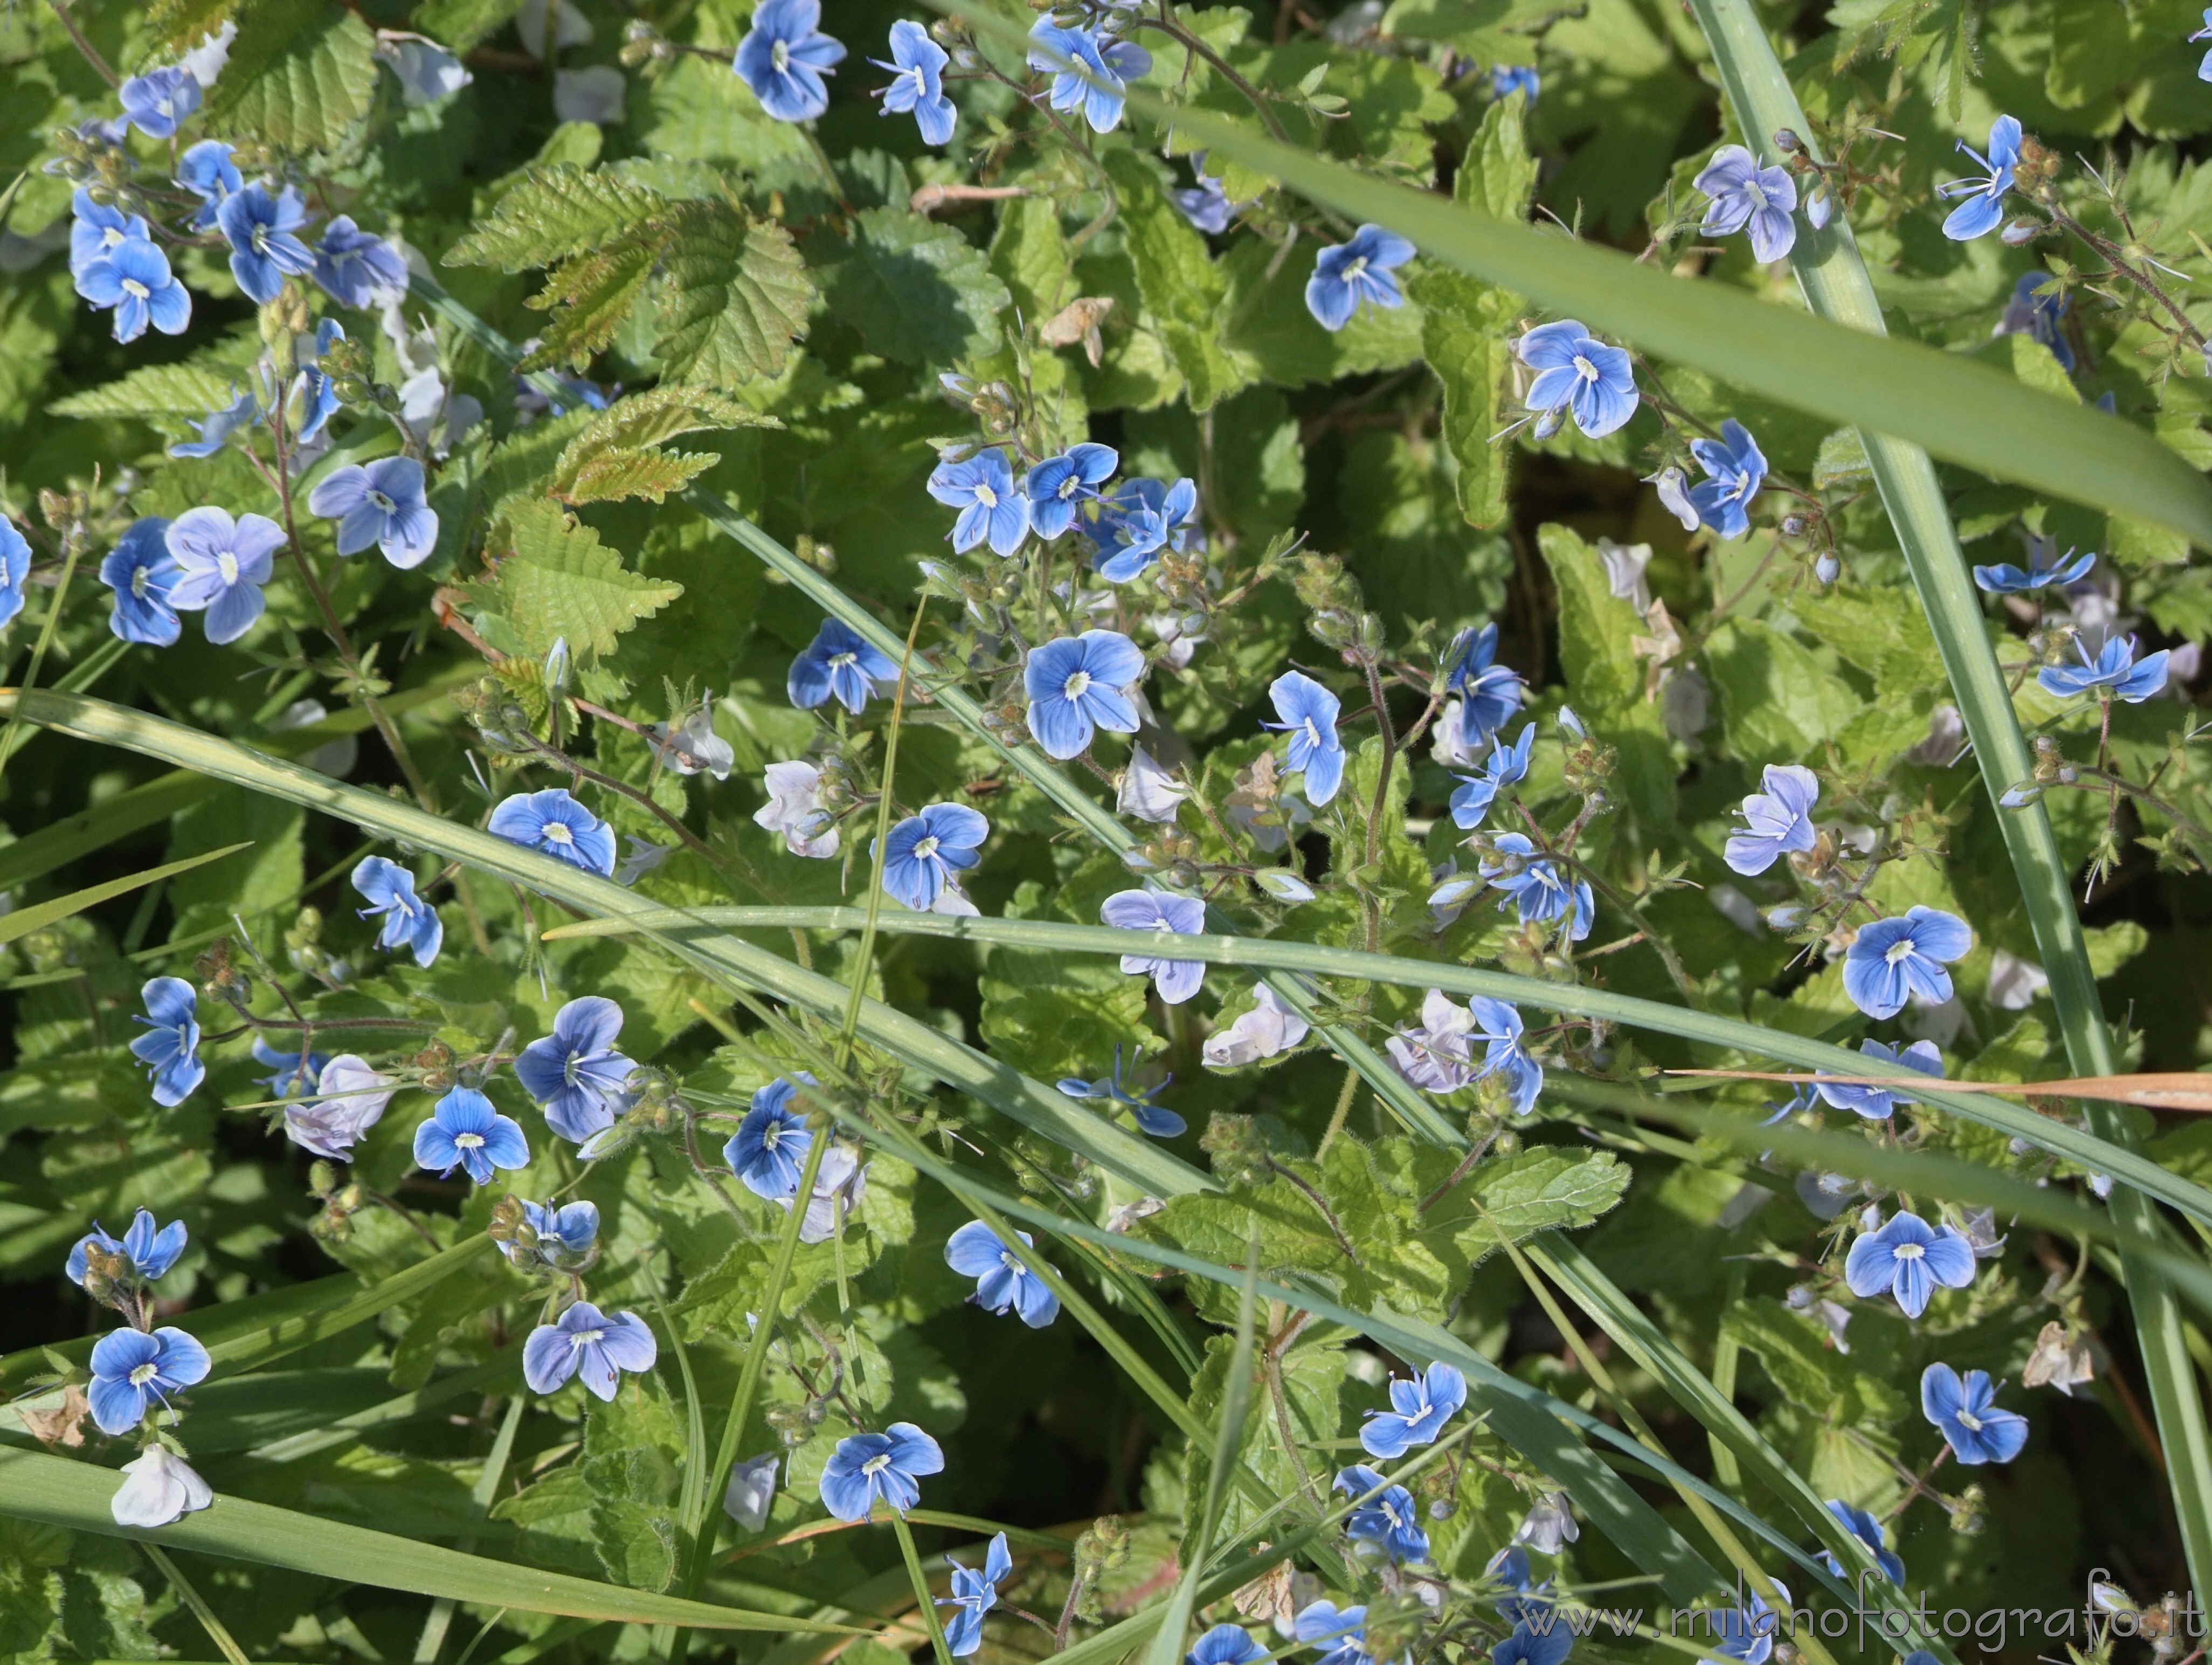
[571,1328,604,1349]
[217,550,239,585]
[1573,353,1599,383]
[123,277,149,299]
[1058,475,1081,500]
[368,489,395,514]
[132,566,153,599]
[455,1130,485,1149]
[1302,718,1322,748]
[1956,1409,1982,1431]
[1893,1241,1924,1261]
[1744,178,1768,209]
[914,835,940,861]
[763,1124,784,1150]
[103,227,125,249]
[974,482,997,508]
[130,1361,160,1386]
[1063,670,1092,699]
[830,651,856,671]
[1343,255,1368,282]
[772,39,790,72]
[862,1453,891,1476]
[544,822,573,844]
[998,1250,1026,1276]
[1885,939,1916,966]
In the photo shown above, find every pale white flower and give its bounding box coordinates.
[1202,983,1311,1069]
[753,761,839,859]
[786,1146,868,1244]
[651,706,734,780]
[1513,1493,1579,1553]
[1597,538,1653,613]
[110,1447,213,1528]
[1117,746,1188,824]
[1647,466,1699,532]
[724,1453,779,1530]
[283,1055,397,1158]
[376,32,472,105]
[1987,947,2049,1010]
[179,21,237,87]
[516,0,593,54]
[553,65,626,125]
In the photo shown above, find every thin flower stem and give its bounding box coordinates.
[1315,1064,1360,1156]
[2047,206,2208,352]
[46,0,120,88]
[140,1543,251,1665]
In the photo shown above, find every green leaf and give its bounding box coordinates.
[476,500,683,661]
[815,206,1013,366]
[654,204,814,390]
[990,195,1076,322]
[1424,1147,1632,1262]
[1103,152,1243,412]
[555,447,721,506]
[1705,619,1861,764]
[1538,523,1643,711]
[48,362,239,422]
[445,164,672,274]
[409,0,526,51]
[203,0,378,153]
[521,238,670,373]
[0,842,250,948]
[554,385,773,461]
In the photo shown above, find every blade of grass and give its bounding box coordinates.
[0,841,251,948]
[140,1543,251,1665]
[413,1392,527,1665]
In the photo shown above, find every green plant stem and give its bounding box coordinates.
[413,1392,526,1665]
[0,522,85,783]
[891,1511,956,1665]
[838,599,929,1071]
[141,1542,251,1665]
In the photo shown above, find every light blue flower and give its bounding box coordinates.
[724,1074,817,1199]
[1485,1545,1556,1624]
[1334,1464,1429,1562]
[1938,115,2023,242]
[1491,64,1539,100]
[1293,1601,1370,1665]
[937,1532,1010,1657]
[88,1326,210,1437]
[1695,145,1799,264]
[1814,1037,1943,1120]
[1468,996,1543,1114]
[876,802,989,911]
[1920,1363,2027,1465]
[1093,476,1197,582]
[1186,1626,1268,1665]
[1174,170,1233,234]
[307,456,438,569]
[735,0,846,122]
[1360,1360,1466,1458]
[285,1056,398,1161]
[789,618,901,713]
[1450,724,1533,828]
[1516,320,1637,439]
[523,1300,657,1399]
[130,976,204,1106]
[1842,906,1971,1019]
[1711,1584,1786,1665]
[1099,889,1206,1004]
[0,521,29,633]
[77,237,190,343]
[1723,763,1818,876]
[379,36,473,105]
[67,1209,189,1289]
[504,1199,601,1271]
[2036,633,2170,703]
[1264,670,1345,806]
[945,1220,1061,1328]
[1817,1500,1905,1585]
[165,506,281,645]
[169,387,259,460]
[119,67,201,138]
[413,1085,530,1185]
[1687,418,1767,539]
[1305,224,1415,332]
[1479,832,1593,941]
[1492,1621,1572,1665]
[928,448,1031,556]
[352,854,444,968]
[1025,443,1118,539]
[1446,622,1525,746]
[515,996,636,1143]
[1027,20,1151,134]
[312,216,407,308]
[1973,539,2093,594]
[874,20,954,147]
[1025,630,1144,759]
[217,183,318,304]
[2197,8,2212,79]
[252,1036,329,1100]
[489,787,618,876]
[1845,1208,1976,1319]
[1994,272,2074,370]
[174,140,241,232]
[1057,1043,1184,1137]
[70,188,149,277]
[819,1423,944,1521]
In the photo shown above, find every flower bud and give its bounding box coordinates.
[1198,1112,1273,1189]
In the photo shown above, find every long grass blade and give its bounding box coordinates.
[0,841,251,948]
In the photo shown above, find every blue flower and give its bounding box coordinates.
[1484,1545,1555,1624]
[129,976,204,1106]
[725,1075,817,1198]
[938,1531,1010,1656]
[413,1085,531,1185]
[351,855,444,968]
[1994,272,2075,370]
[1920,1363,2027,1465]
[70,188,149,277]
[1446,623,1525,746]
[1174,171,1234,234]
[2036,632,2171,703]
[735,0,846,122]
[1027,20,1151,135]
[1842,906,1971,1019]
[252,1037,330,1100]
[1723,764,1819,876]
[874,21,954,147]
[0,522,29,634]
[78,237,190,343]
[1468,996,1544,1114]
[489,788,618,876]
[877,802,989,911]
[1334,1464,1429,1562]
[1360,1360,1465,1458]
[1492,1621,1572,1665]
[504,1198,602,1269]
[1845,1209,1976,1319]
[928,448,1032,556]
[1025,630,1144,759]
[789,618,902,714]
[217,183,319,304]
[174,141,241,232]
[119,67,201,138]
[516,996,637,1143]
[1450,724,1533,829]
[819,1423,945,1521]
[1695,145,1800,264]
[312,216,406,308]
[1516,320,1638,439]
[1973,539,2093,594]
[87,1326,210,1437]
[1025,443,1119,539]
[1688,419,1768,540]
[523,1300,658,1399]
[1938,115,2023,242]
[381,36,473,105]
[1305,224,1415,332]
[1815,1037,1943,1121]
[1817,1499,1905,1585]
[1057,1043,1184,1137]
[1479,833,1593,941]
[307,456,438,570]
[68,1209,189,1289]
[2197,8,2212,79]
[165,507,281,644]
[1186,1626,1268,1665]
[1264,671,1345,807]
[1490,64,1539,101]
[1099,889,1207,1004]
[1710,1585,1787,1665]
[945,1219,1061,1328]
[1093,476,1198,582]
[169,387,259,460]
[293,318,347,445]
[1293,1601,1370,1665]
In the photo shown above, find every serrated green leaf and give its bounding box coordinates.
[1706,617,1862,764]
[1414,268,1516,530]
[410,0,527,51]
[445,164,672,274]
[521,238,669,373]
[555,446,721,505]
[653,203,813,390]
[1104,152,1244,412]
[557,385,771,459]
[204,1,378,153]
[815,206,1012,366]
[48,362,238,422]
[1418,1147,1632,1264]
[478,500,683,660]
[990,195,1076,322]
[142,0,237,54]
